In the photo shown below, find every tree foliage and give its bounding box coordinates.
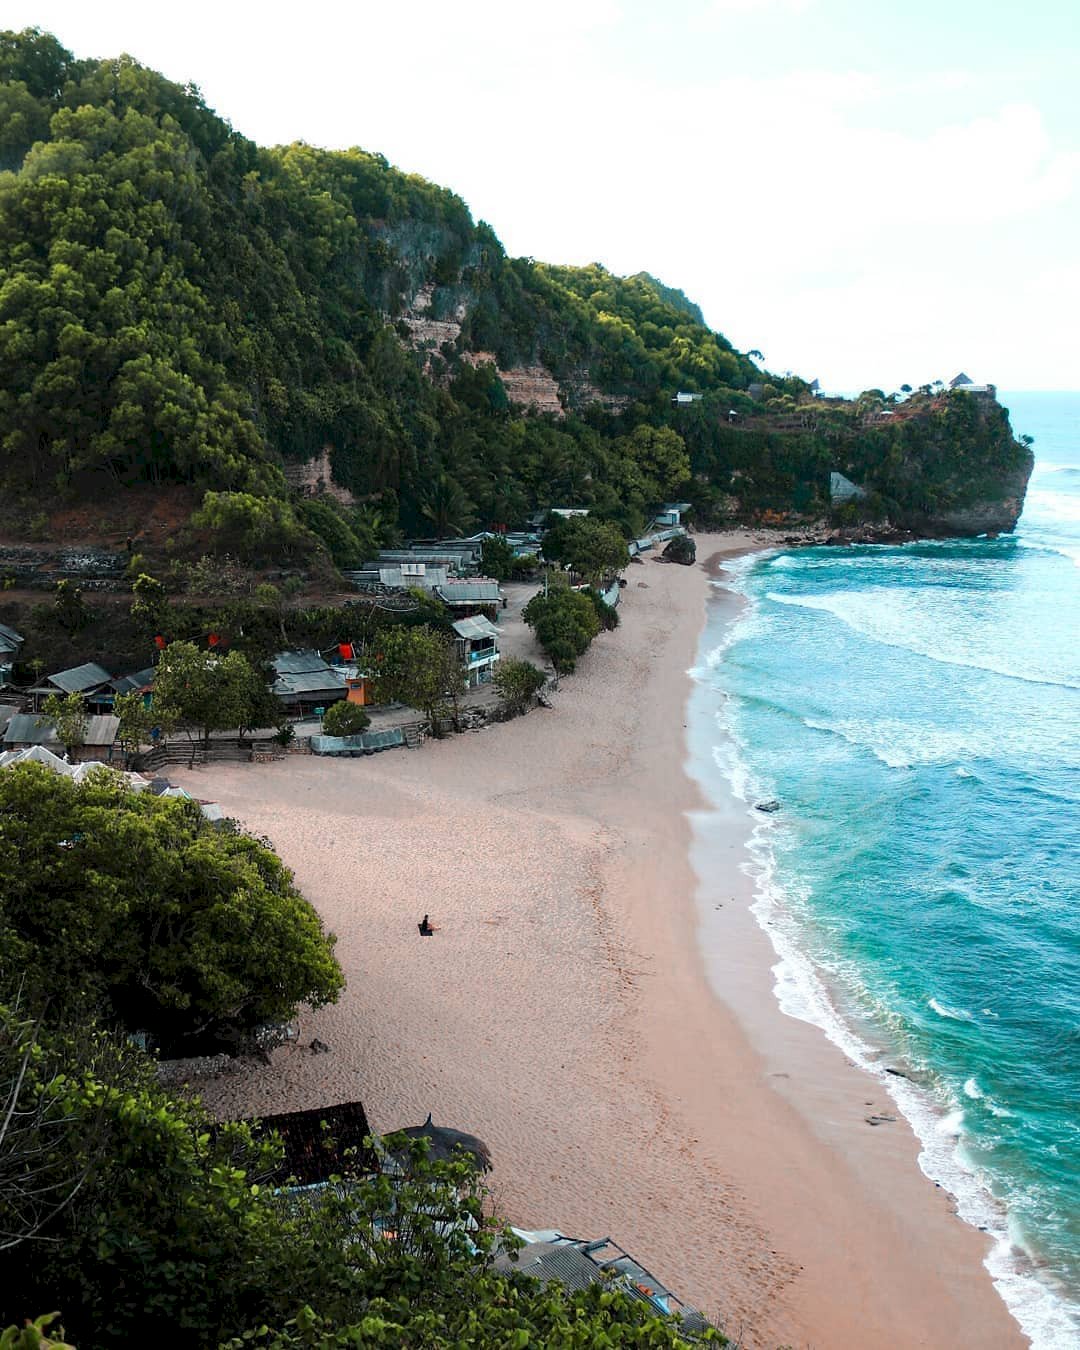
[152,640,269,749]
[522,588,603,674]
[492,657,546,713]
[36,692,86,757]
[0,764,343,1047]
[321,700,370,737]
[541,516,629,585]
[0,1018,720,1346]
[368,625,462,731]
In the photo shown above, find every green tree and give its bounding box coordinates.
[368,626,463,733]
[321,701,370,737]
[522,588,602,673]
[152,640,268,760]
[492,658,546,713]
[418,474,477,538]
[620,424,691,500]
[112,689,166,765]
[542,516,629,585]
[479,534,515,580]
[50,583,89,635]
[129,573,169,634]
[0,764,343,1045]
[37,692,86,759]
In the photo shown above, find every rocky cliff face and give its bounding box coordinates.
[920,453,1035,536]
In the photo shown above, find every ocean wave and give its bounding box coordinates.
[929,998,975,1022]
[802,715,986,769]
[965,1077,984,1099]
[692,721,1080,1346]
[936,1108,966,1136]
[764,589,1080,691]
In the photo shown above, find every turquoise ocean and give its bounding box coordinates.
[691,392,1080,1347]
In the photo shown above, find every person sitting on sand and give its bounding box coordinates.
[418,914,437,936]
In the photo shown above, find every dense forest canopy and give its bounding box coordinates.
[0,27,1031,557]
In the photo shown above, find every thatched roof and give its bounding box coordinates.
[247,1100,375,1185]
[396,1113,492,1172]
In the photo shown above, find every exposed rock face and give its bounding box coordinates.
[912,455,1035,538]
[462,350,564,415]
[496,364,564,416]
[399,283,464,358]
[283,446,355,506]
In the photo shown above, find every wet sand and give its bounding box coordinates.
[173,532,1023,1348]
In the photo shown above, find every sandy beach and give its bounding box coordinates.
[173,533,1024,1349]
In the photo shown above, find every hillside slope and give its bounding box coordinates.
[0,27,1032,553]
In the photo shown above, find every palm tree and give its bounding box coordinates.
[418,473,476,538]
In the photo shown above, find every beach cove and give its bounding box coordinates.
[174,533,1022,1349]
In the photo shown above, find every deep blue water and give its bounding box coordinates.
[694,393,1080,1347]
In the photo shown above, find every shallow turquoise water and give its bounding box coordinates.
[694,392,1080,1347]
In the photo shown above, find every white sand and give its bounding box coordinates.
[173,534,1023,1349]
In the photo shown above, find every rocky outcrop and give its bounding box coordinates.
[903,453,1035,538]
[283,446,355,506]
[497,364,564,416]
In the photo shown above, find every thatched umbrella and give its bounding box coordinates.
[393,1113,492,1173]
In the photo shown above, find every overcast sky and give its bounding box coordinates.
[8,0,1080,391]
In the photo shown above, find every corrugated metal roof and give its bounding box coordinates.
[272,652,346,698]
[436,583,501,605]
[0,622,22,650]
[272,650,329,675]
[47,662,112,693]
[452,616,499,641]
[3,715,58,747]
[108,667,155,694]
[83,715,119,745]
[3,713,117,747]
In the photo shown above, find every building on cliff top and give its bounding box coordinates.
[949,372,996,397]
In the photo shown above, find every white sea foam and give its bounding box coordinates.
[692,652,1080,1344]
[965,1077,985,1099]
[929,997,975,1022]
[936,1108,966,1136]
[766,588,1080,691]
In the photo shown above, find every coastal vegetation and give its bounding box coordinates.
[0,765,343,1050]
[493,657,547,713]
[523,587,606,674]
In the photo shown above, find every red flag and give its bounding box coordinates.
[338,642,353,660]
[154,635,166,650]
[208,633,220,647]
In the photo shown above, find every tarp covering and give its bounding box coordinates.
[310,728,406,756]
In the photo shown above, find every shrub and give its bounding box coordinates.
[493,658,546,712]
[522,587,602,673]
[321,701,370,737]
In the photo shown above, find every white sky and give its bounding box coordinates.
[7,0,1080,391]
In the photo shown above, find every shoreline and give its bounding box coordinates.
[172,532,1023,1348]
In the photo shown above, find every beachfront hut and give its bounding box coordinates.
[2,712,119,762]
[271,650,347,718]
[434,581,504,615]
[393,1113,492,1173]
[452,615,500,688]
